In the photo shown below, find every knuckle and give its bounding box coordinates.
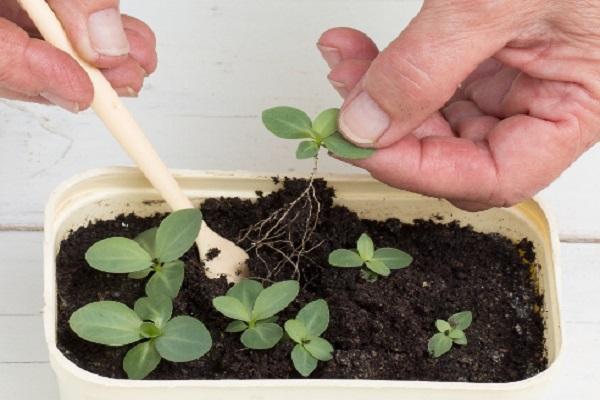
[365,43,440,112]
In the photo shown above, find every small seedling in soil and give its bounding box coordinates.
[213,279,300,349]
[85,209,202,298]
[328,233,413,281]
[284,299,333,377]
[69,293,212,379]
[262,106,374,160]
[428,311,473,358]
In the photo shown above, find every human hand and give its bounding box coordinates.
[318,0,600,210]
[0,0,156,112]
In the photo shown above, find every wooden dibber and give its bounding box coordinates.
[18,0,248,281]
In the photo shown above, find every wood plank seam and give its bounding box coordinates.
[0,361,49,364]
[0,225,43,232]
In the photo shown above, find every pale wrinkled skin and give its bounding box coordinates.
[0,0,156,110]
[318,0,600,210]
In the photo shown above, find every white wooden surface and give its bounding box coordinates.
[1,1,600,399]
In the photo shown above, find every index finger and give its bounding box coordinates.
[345,114,585,207]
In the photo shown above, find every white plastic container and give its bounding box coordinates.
[44,167,562,400]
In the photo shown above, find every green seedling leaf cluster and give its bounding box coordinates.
[428,311,473,358]
[85,208,202,298]
[284,299,333,377]
[262,106,375,160]
[213,279,300,349]
[213,279,334,377]
[328,233,413,281]
[69,293,212,379]
[72,209,213,379]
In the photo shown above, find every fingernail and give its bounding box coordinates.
[340,92,390,144]
[317,44,342,68]
[88,9,130,57]
[40,92,80,113]
[116,86,138,97]
[328,78,348,98]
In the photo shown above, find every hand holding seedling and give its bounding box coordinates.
[318,0,600,211]
[0,0,156,110]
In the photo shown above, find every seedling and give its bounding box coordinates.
[213,279,300,349]
[241,106,364,280]
[428,311,473,358]
[284,299,333,377]
[262,106,374,160]
[69,293,212,379]
[328,233,412,281]
[85,209,202,298]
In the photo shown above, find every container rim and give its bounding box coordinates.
[44,166,563,391]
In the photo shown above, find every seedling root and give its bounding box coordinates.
[238,157,323,280]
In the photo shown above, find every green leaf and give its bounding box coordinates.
[284,319,308,344]
[296,141,320,159]
[356,233,374,260]
[323,132,375,160]
[448,329,464,339]
[259,316,279,324]
[365,259,390,276]
[240,322,283,350]
[154,209,202,263]
[145,260,185,299]
[225,320,248,333]
[448,311,473,331]
[435,320,451,333]
[262,106,313,139]
[296,299,329,337]
[304,336,334,361]
[252,280,299,321]
[212,296,251,322]
[291,344,318,377]
[69,301,142,346]
[154,316,212,362]
[372,248,413,269]
[226,279,263,312]
[85,237,153,273]
[312,108,339,139]
[328,249,364,268]
[134,228,158,258]
[428,332,453,358]
[140,322,161,338]
[449,329,467,345]
[134,294,172,328]
[123,341,161,380]
[453,337,468,345]
[128,268,152,280]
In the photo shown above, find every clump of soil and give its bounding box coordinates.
[56,178,547,382]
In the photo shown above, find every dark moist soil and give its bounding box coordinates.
[56,178,547,382]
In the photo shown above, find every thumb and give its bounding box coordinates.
[47,0,129,68]
[338,2,518,147]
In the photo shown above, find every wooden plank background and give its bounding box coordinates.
[1,1,599,398]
